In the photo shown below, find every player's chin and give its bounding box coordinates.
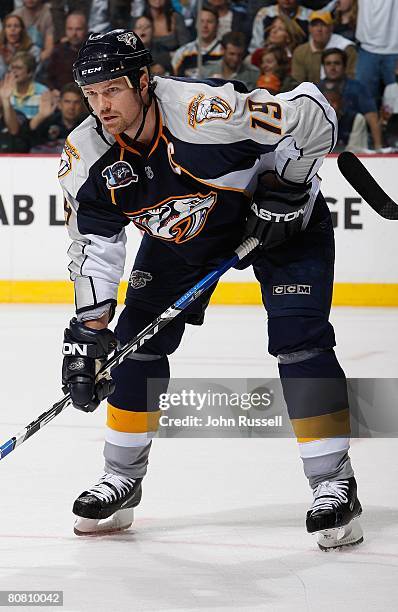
[101,120,122,135]
[104,125,119,135]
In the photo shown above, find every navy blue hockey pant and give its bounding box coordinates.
[104,193,354,486]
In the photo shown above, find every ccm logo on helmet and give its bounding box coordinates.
[81,67,102,75]
[251,202,306,222]
[63,343,88,356]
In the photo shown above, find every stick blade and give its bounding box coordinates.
[337,152,398,220]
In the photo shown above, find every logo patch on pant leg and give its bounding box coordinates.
[129,270,153,289]
[272,285,312,295]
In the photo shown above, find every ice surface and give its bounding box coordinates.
[0,305,397,612]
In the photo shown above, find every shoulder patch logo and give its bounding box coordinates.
[117,32,137,48]
[102,161,138,189]
[188,93,232,129]
[129,270,153,289]
[58,139,80,179]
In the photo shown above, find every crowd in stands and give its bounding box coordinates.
[1,0,398,154]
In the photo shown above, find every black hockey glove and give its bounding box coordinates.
[236,183,311,269]
[62,318,117,413]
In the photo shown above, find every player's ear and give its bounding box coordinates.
[139,69,149,93]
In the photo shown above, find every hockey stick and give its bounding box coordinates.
[0,237,259,461]
[337,151,398,220]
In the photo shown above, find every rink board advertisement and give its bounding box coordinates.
[0,154,397,305]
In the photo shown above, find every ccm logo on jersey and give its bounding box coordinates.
[251,202,306,222]
[63,343,88,356]
[273,285,311,295]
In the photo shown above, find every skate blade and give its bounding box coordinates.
[316,518,363,551]
[74,508,134,536]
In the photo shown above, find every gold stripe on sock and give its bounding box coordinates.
[292,408,350,440]
[107,403,161,433]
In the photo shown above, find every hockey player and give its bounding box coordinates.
[59,29,363,550]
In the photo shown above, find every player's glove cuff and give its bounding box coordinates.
[62,318,117,412]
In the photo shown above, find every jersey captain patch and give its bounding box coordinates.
[127,192,217,243]
[102,161,138,189]
[188,93,232,129]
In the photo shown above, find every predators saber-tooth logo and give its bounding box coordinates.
[117,32,137,48]
[188,94,232,128]
[129,192,217,243]
[58,139,80,178]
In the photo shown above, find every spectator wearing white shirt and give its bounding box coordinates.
[355,0,398,103]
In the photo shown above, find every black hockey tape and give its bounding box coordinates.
[337,152,398,220]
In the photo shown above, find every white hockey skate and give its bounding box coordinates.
[72,473,142,536]
[306,477,363,551]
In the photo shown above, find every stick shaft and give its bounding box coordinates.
[0,238,258,460]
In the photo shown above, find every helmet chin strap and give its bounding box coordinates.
[82,97,113,146]
[123,74,153,144]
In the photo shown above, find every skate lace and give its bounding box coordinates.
[86,473,136,504]
[310,480,349,514]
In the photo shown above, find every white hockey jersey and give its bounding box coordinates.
[59,76,336,316]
